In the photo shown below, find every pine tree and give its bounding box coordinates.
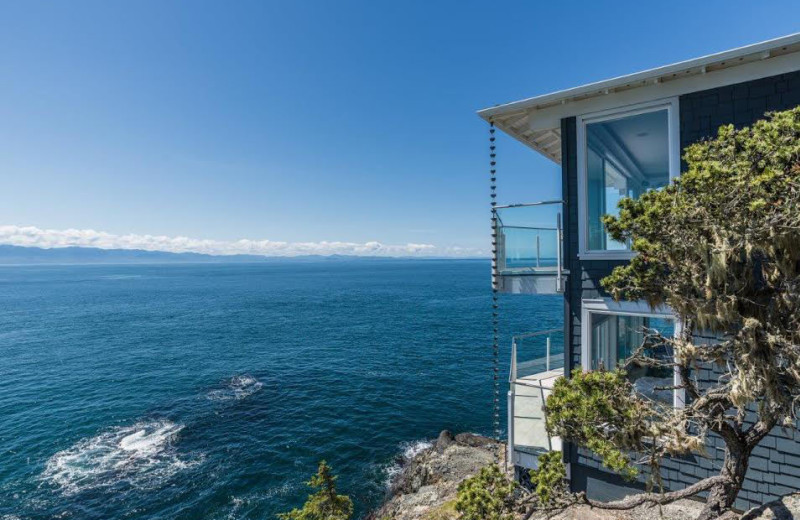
[278,461,353,520]
[546,107,800,520]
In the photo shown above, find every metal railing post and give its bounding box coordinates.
[507,389,515,469]
[510,339,518,382]
[536,235,540,267]
[556,212,563,292]
[546,336,551,372]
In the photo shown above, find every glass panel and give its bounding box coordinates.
[495,203,561,273]
[589,313,674,404]
[514,330,564,379]
[585,109,670,251]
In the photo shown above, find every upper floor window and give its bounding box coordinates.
[578,99,679,258]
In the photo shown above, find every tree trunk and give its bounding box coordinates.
[697,443,750,520]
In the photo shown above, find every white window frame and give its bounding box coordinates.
[576,97,681,260]
[581,298,685,409]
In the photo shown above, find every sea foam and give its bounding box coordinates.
[41,420,200,495]
[206,375,263,401]
[383,439,433,487]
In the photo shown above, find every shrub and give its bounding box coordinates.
[454,464,516,520]
[278,461,353,520]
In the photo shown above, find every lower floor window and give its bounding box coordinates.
[582,300,679,406]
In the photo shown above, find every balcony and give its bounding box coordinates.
[494,201,566,294]
[507,329,564,470]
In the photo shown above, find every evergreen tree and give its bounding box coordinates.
[279,461,353,520]
[546,107,800,520]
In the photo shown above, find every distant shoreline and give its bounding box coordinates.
[0,245,489,266]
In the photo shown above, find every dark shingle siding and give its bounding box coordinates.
[562,70,800,510]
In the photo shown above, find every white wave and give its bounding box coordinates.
[206,375,263,402]
[41,420,201,495]
[400,439,433,460]
[383,439,433,488]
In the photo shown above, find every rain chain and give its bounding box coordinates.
[489,121,500,442]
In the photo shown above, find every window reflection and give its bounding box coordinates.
[589,314,674,404]
[585,109,670,251]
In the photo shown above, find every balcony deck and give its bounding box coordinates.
[496,267,564,294]
[494,201,566,295]
[512,370,562,455]
[508,330,565,470]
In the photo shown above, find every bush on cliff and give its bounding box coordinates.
[455,464,516,520]
[278,461,353,520]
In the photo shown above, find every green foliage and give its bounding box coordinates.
[601,106,800,415]
[528,451,567,506]
[278,461,353,520]
[575,107,800,515]
[545,369,649,479]
[455,464,517,520]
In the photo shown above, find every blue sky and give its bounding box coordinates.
[1,1,798,256]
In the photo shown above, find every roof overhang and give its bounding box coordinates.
[478,33,800,164]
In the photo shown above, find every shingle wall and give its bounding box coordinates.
[561,70,800,511]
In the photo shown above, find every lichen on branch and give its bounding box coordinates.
[546,107,800,520]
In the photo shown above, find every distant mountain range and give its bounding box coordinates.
[0,245,475,265]
[0,245,358,264]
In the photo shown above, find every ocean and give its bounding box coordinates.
[0,260,561,519]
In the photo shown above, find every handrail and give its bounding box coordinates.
[512,329,562,341]
[494,202,564,287]
[499,225,557,231]
[494,200,564,209]
[510,330,563,383]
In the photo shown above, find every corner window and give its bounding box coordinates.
[582,299,684,408]
[578,99,679,257]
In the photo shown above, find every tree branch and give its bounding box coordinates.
[744,415,778,447]
[580,475,728,510]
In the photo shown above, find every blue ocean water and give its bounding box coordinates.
[0,260,561,519]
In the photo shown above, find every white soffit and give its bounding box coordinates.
[479,33,800,164]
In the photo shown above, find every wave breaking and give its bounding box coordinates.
[41,420,201,495]
[206,375,263,402]
[383,439,433,487]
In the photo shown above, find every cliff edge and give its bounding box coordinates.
[367,430,502,520]
[369,430,800,520]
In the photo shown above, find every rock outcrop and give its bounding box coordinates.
[370,431,800,520]
[368,431,502,520]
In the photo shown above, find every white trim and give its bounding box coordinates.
[580,298,685,409]
[478,33,800,121]
[478,38,800,164]
[576,97,680,258]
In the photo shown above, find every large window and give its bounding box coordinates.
[578,99,679,257]
[582,299,683,407]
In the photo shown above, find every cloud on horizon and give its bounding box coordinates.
[0,225,485,258]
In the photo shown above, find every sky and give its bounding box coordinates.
[0,1,798,257]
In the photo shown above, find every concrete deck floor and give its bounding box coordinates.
[512,368,563,463]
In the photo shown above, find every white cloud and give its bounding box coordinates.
[0,225,486,258]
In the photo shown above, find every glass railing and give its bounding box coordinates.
[494,201,563,275]
[510,328,565,382]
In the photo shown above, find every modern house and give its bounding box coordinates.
[479,33,800,511]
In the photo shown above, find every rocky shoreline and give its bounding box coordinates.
[367,430,502,520]
[368,430,800,520]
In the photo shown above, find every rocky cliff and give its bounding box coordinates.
[369,430,800,520]
[367,431,502,520]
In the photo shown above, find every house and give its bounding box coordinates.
[478,33,800,511]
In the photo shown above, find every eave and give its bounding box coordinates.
[478,33,800,165]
